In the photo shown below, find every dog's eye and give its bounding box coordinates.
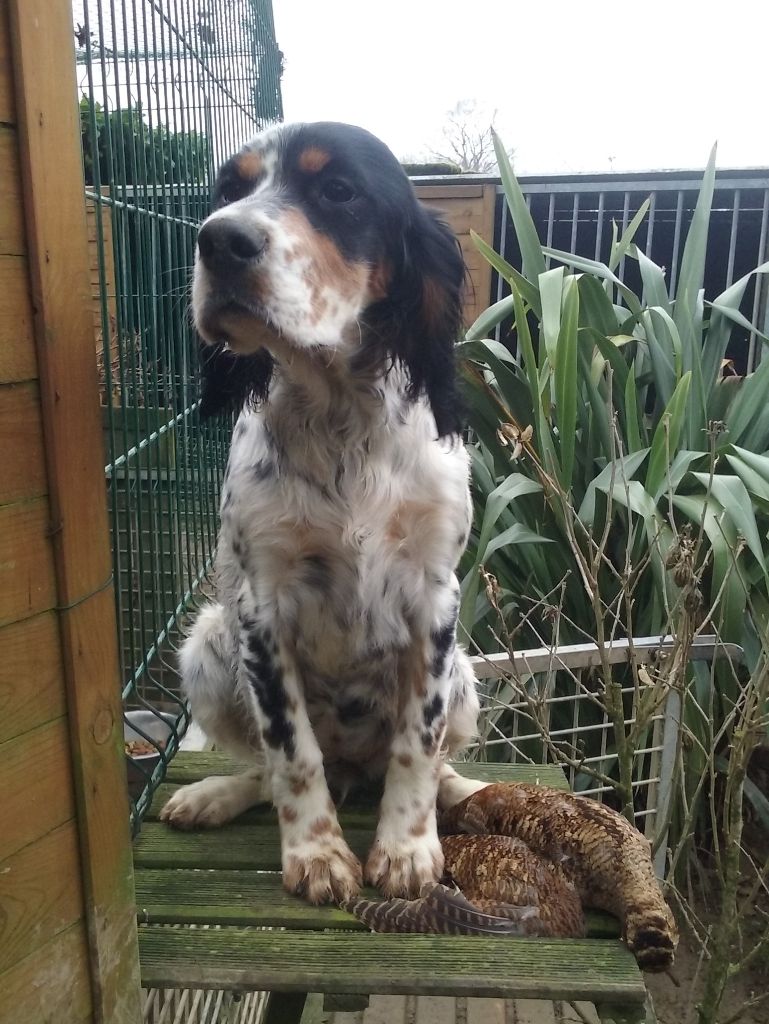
[218,186,238,206]
[320,179,356,204]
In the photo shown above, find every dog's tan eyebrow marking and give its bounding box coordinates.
[235,150,264,180]
[298,146,332,173]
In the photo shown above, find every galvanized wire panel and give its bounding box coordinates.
[468,671,666,826]
[74,0,282,831]
[463,635,741,869]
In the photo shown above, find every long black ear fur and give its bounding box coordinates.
[198,342,274,419]
[385,205,466,438]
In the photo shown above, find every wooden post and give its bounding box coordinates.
[7,2,142,1021]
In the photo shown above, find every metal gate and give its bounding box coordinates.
[74,0,282,828]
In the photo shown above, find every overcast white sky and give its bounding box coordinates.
[273,0,768,175]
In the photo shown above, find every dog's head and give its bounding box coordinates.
[194,122,465,436]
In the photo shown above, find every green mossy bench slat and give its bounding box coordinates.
[134,822,375,869]
[160,754,571,789]
[138,927,645,1003]
[134,866,620,936]
[134,752,647,1021]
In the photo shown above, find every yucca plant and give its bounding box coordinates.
[459,139,769,665]
[459,145,769,1022]
[459,139,769,867]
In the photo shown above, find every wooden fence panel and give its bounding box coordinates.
[0,717,76,864]
[415,182,496,328]
[0,821,84,976]
[0,257,37,383]
[0,127,24,254]
[0,3,14,124]
[86,194,117,340]
[0,612,65,745]
[0,923,93,1024]
[0,498,57,629]
[0,379,47,505]
[1,1,142,1020]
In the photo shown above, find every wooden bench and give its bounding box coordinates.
[133,753,651,1024]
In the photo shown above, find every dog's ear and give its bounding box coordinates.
[385,206,466,438]
[198,342,274,419]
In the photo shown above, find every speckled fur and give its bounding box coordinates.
[161,122,479,903]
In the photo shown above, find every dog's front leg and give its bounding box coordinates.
[365,617,456,898]
[240,622,362,904]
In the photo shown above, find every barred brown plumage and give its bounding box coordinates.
[340,881,542,936]
[440,834,585,938]
[438,782,678,972]
[341,778,677,973]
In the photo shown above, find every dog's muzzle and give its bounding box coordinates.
[197,219,268,281]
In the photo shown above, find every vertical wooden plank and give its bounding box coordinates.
[7,3,141,1022]
[0,1,15,124]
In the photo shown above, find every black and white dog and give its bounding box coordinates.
[161,122,480,904]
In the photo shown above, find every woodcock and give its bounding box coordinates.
[342,780,678,972]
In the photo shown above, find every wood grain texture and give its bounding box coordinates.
[0,922,93,1024]
[85,192,117,335]
[134,868,367,929]
[138,927,645,1002]
[0,2,14,124]
[136,755,636,1006]
[7,3,141,1019]
[0,821,84,975]
[136,758,568,872]
[416,185,486,200]
[414,182,496,327]
[162,751,569,790]
[133,866,619,938]
[0,497,56,629]
[0,256,37,383]
[0,380,47,504]
[0,717,76,863]
[134,821,369,871]
[0,126,24,254]
[0,611,65,744]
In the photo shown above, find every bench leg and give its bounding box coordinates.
[596,997,653,1024]
[323,994,370,1012]
[263,991,308,1024]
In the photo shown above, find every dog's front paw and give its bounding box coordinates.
[283,835,363,904]
[159,775,264,829]
[364,833,444,899]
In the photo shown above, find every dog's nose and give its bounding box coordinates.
[197,220,268,275]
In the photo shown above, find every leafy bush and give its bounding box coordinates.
[458,139,769,1023]
[80,96,209,187]
[458,138,769,665]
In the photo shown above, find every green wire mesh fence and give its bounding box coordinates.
[74,0,283,832]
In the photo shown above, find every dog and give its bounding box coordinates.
[160,121,480,904]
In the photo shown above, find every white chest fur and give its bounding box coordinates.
[217,400,471,672]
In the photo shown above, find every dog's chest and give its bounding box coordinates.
[222,420,468,667]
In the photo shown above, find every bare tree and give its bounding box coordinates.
[431,100,513,174]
